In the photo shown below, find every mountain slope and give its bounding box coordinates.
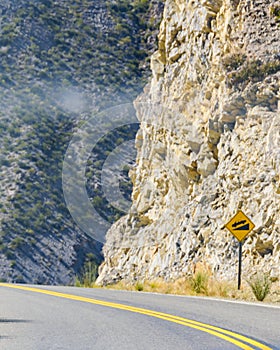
[0,0,163,284]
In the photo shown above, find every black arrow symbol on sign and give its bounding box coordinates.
[232,220,247,228]
[233,223,250,231]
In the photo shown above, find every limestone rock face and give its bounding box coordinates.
[97,0,280,285]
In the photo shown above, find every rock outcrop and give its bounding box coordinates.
[97,0,280,285]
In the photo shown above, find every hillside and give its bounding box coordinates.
[97,0,280,285]
[0,0,163,284]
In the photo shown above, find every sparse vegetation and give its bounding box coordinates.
[102,274,280,304]
[227,59,280,87]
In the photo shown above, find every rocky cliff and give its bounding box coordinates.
[97,0,280,285]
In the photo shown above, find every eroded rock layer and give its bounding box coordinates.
[97,0,280,285]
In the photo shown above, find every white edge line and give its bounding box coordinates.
[21,284,280,310]
[96,287,280,309]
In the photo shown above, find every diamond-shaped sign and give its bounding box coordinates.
[225,210,255,242]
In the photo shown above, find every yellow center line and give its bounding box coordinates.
[0,283,272,350]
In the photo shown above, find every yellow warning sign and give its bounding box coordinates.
[225,210,255,242]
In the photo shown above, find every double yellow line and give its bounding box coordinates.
[0,284,272,350]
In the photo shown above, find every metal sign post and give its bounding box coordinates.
[238,241,242,290]
[225,210,255,290]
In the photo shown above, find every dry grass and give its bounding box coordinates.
[100,273,280,304]
[101,276,233,298]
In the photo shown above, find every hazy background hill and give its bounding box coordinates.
[0,0,163,284]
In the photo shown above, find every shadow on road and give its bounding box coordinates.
[0,319,31,323]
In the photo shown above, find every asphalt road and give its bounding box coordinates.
[0,284,279,350]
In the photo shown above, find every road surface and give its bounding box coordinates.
[0,283,279,349]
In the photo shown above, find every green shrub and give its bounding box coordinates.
[222,53,246,71]
[135,281,144,291]
[270,5,280,22]
[190,272,209,294]
[247,274,271,301]
[10,237,24,249]
[75,261,98,288]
